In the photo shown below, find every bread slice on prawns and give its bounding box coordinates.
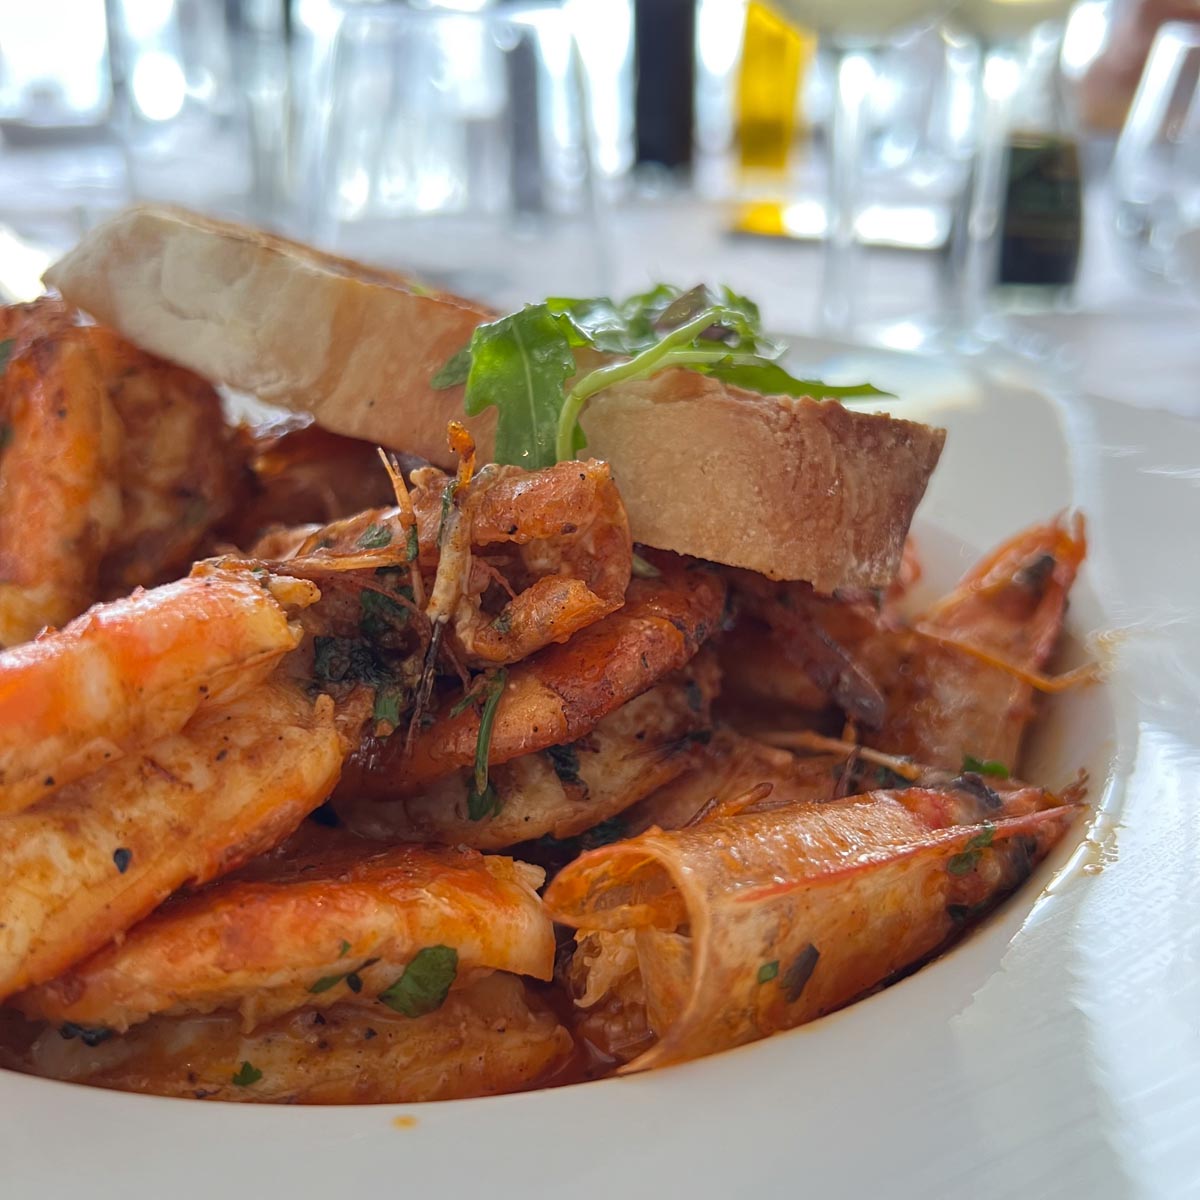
[47,204,944,591]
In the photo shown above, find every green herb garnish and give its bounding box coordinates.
[781,944,820,1003]
[467,669,507,821]
[0,338,12,375]
[377,946,458,1018]
[231,1061,262,1087]
[357,522,393,550]
[59,1022,113,1047]
[360,589,410,639]
[434,284,886,469]
[757,960,780,984]
[961,755,1010,779]
[405,523,420,562]
[947,824,996,876]
[578,817,627,849]
[545,743,582,786]
[630,552,661,580]
[338,940,351,958]
[308,973,347,994]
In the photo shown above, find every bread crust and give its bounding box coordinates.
[581,370,945,590]
[44,205,496,463]
[47,207,944,588]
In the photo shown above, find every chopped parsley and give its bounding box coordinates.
[359,589,410,638]
[405,523,420,562]
[338,940,351,958]
[961,755,1010,779]
[757,960,779,984]
[59,1022,113,1047]
[231,1061,262,1087]
[545,743,582,786]
[378,946,458,1018]
[0,338,12,375]
[357,522,393,550]
[947,824,996,876]
[781,944,820,1003]
[578,817,627,850]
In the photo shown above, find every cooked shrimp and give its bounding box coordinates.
[217,417,398,551]
[9,973,573,1104]
[0,678,349,1000]
[409,456,632,666]
[342,551,727,798]
[548,779,1082,1071]
[863,514,1088,770]
[16,827,554,1032]
[0,329,123,646]
[0,567,311,814]
[622,727,843,834]
[337,650,720,850]
[85,327,244,595]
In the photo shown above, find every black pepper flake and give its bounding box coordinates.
[215,749,228,762]
[346,972,364,994]
[364,1028,378,1040]
[112,847,132,874]
[43,776,54,787]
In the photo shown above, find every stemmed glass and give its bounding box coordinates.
[767,0,951,334]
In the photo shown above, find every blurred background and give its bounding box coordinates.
[0,0,1196,406]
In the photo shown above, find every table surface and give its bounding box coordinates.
[0,130,1194,421]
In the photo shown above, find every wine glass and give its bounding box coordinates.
[767,0,951,334]
[289,0,607,309]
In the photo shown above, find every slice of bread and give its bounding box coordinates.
[44,205,497,461]
[581,370,943,589]
[46,205,945,589]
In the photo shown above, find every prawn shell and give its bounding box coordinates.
[545,785,1082,1072]
[16,830,555,1031]
[0,680,347,1000]
[865,513,1087,769]
[11,973,573,1104]
[346,552,727,797]
[0,329,124,646]
[0,570,303,813]
[337,650,720,850]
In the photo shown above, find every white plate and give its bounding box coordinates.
[5,345,1199,1200]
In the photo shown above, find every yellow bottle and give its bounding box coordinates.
[735,2,815,173]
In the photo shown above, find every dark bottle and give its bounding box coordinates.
[997,130,1082,288]
[634,0,696,170]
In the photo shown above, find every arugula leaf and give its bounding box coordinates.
[431,346,472,388]
[378,945,458,1018]
[231,1061,262,1087]
[440,284,887,470]
[467,669,507,820]
[704,359,888,400]
[462,305,577,469]
[546,296,633,353]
